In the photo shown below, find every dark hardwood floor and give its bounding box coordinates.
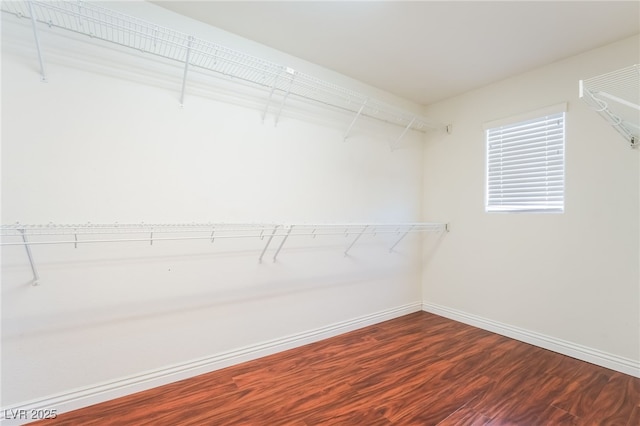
[31,312,639,425]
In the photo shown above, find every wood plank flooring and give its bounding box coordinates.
[30,312,640,425]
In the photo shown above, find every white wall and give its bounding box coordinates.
[422,35,640,373]
[1,2,430,409]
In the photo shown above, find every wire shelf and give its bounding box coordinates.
[2,0,444,135]
[1,222,447,242]
[2,222,449,285]
[579,64,640,147]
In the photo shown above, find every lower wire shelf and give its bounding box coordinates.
[1,222,449,285]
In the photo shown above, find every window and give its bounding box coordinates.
[485,105,566,213]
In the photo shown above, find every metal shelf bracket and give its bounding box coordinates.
[390,117,416,151]
[389,225,414,253]
[27,0,46,81]
[273,68,296,126]
[272,225,294,262]
[344,225,369,256]
[20,229,40,285]
[179,35,193,107]
[344,99,368,140]
[258,225,280,263]
[261,70,282,123]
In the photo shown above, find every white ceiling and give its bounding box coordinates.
[153,1,640,106]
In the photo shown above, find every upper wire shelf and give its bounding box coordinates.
[579,64,640,147]
[1,0,445,139]
[2,222,449,285]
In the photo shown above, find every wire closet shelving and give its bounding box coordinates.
[1,0,446,144]
[579,64,640,148]
[1,222,449,285]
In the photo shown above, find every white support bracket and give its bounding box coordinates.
[20,229,40,286]
[389,225,414,253]
[274,68,296,126]
[344,99,368,140]
[261,70,282,123]
[272,225,294,262]
[344,225,369,257]
[179,36,193,107]
[28,0,47,82]
[390,117,416,151]
[258,225,280,263]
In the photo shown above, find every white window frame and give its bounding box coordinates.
[484,103,567,213]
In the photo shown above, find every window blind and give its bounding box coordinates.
[486,112,565,212]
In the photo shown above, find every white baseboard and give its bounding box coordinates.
[1,302,422,424]
[422,301,640,378]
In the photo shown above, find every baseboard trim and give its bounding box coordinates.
[422,301,640,378]
[1,302,421,423]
